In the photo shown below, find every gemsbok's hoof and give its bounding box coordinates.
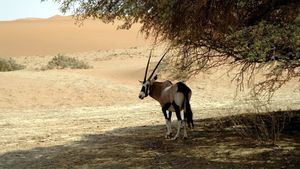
[172,136,178,140]
[165,133,172,139]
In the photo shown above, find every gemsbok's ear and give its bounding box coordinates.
[138,80,143,84]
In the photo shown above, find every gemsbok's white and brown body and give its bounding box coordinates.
[139,49,194,140]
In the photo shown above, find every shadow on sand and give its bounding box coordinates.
[1,111,300,169]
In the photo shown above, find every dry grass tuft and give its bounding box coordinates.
[0,58,25,72]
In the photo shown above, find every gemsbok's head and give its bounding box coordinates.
[138,49,168,99]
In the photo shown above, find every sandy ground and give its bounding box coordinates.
[0,17,299,169]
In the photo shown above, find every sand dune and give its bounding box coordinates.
[0,16,149,57]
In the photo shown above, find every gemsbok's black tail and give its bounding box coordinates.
[184,96,194,128]
[177,82,194,128]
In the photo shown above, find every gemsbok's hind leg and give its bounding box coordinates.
[172,103,182,140]
[167,111,172,136]
[183,120,188,139]
[183,110,188,139]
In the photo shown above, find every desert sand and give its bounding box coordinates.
[0,15,148,57]
[0,16,299,168]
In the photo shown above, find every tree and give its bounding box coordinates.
[46,0,300,98]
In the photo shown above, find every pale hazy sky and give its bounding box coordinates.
[0,0,66,21]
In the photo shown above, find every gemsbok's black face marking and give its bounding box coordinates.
[139,81,150,99]
[139,75,158,99]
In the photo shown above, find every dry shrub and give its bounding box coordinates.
[43,54,92,70]
[215,110,300,144]
[0,58,25,72]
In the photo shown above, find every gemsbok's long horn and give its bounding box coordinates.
[144,50,153,82]
[147,47,171,80]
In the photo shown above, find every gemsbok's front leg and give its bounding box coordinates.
[162,105,172,139]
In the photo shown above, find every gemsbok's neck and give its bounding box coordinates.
[149,81,171,102]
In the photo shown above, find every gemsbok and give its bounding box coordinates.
[138,49,194,140]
